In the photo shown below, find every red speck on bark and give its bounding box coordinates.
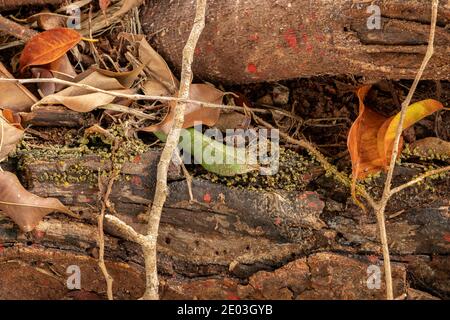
[131,176,142,187]
[283,28,298,49]
[274,217,282,226]
[203,193,212,203]
[133,155,141,164]
[194,47,201,55]
[368,255,379,264]
[33,230,46,239]
[249,33,259,41]
[443,233,450,242]
[227,293,240,300]
[302,33,309,43]
[247,63,257,73]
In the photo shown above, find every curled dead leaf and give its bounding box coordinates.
[0,111,24,161]
[120,33,178,96]
[142,83,223,134]
[38,71,135,112]
[0,171,73,232]
[0,62,38,112]
[348,85,443,182]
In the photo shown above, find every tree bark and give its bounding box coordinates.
[141,0,450,83]
[1,147,449,299]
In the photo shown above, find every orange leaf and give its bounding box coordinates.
[99,0,111,12]
[348,85,444,205]
[19,28,81,73]
[142,84,223,134]
[347,85,387,181]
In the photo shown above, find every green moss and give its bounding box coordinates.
[200,147,314,191]
[17,123,149,185]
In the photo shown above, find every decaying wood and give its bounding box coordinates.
[21,105,95,127]
[0,0,64,11]
[141,0,450,83]
[1,148,449,299]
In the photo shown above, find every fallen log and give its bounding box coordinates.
[1,147,449,299]
[141,0,450,83]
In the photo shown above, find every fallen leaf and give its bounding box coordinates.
[347,85,387,181]
[0,171,73,232]
[410,137,450,159]
[32,54,77,95]
[94,64,144,88]
[34,9,66,30]
[142,83,223,134]
[1,109,23,129]
[31,67,56,97]
[380,99,444,166]
[0,111,24,161]
[348,85,444,182]
[38,71,135,112]
[120,33,178,96]
[99,0,111,12]
[0,62,38,112]
[19,28,81,73]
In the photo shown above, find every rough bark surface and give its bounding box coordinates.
[141,0,450,83]
[0,148,449,299]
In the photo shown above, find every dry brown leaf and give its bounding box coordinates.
[38,71,135,112]
[35,10,66,30]
[31,55,76,96]
[142,83,223,134]
[120,33,178,96]
[0,111,24,161]
[31,67,56,97]
[94,64,144,88]
[0,171,73,232]
[215,112,250,131]
[0,62,38,112]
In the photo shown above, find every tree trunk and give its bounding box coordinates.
[140,0,450,83]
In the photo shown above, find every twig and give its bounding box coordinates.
[140,0,206,300]
[97,139,121,300]
[252,112,377,209]
[0,78,267,113]
[0,14,37,41]
[99,103,156,120]
[374,0,438,300]
[175,151,194,201]
[105,214,153,247]
[390,165,450,196]
[97,172,116,300]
